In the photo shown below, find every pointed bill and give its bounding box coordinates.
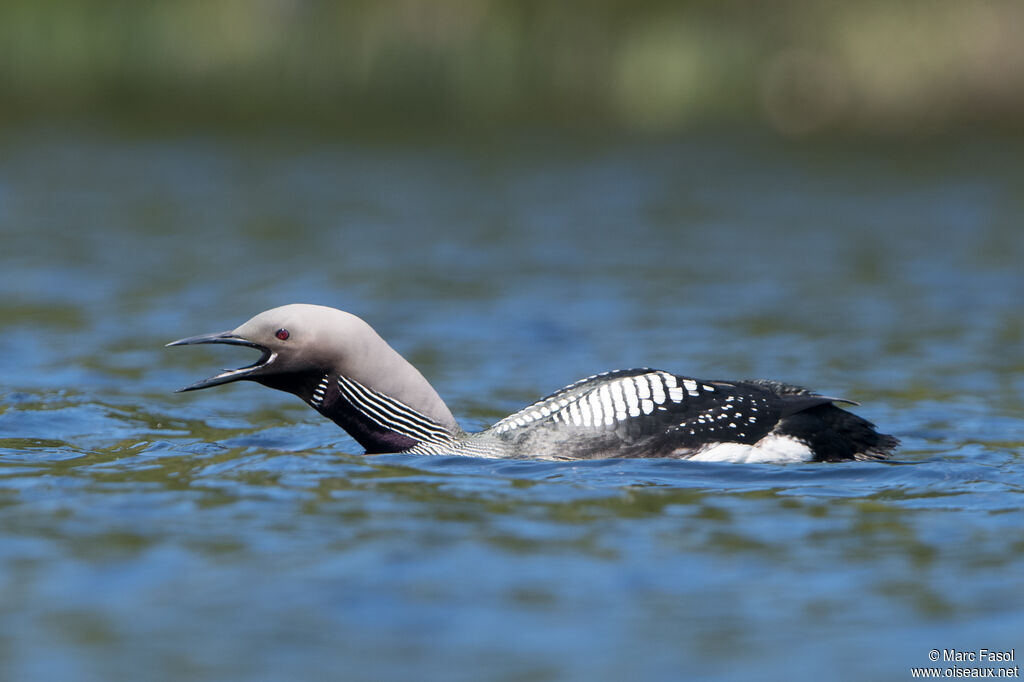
[166,331,276,392]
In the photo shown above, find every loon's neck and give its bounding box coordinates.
[253,312,460,454]
[328,314,459,434]
[303,371,458,454]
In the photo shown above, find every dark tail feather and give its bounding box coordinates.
[852,432,901,461]
[779,404,900,462]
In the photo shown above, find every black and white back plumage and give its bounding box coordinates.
[483,369,897,462]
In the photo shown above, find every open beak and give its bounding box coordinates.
[166,331,277,392]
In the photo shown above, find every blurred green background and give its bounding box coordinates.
[3,0,1022,135]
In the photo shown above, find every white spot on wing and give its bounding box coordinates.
[649,375,665,404]
[634,376,651,400]
[568,401,583,426]
[622,379,640,417]
[588,390,604,427]
[598,385,615,423]
[610,381,627,420]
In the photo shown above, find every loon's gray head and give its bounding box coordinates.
[167,304,459,432]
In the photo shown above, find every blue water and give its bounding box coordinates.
[1,128,1022,681]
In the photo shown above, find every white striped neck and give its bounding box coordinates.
[306,371,458,454]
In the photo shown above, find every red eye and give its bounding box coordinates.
[275,328,290,341]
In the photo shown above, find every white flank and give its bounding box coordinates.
[687,434,813,463]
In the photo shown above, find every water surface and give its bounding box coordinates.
[1,128,1022,681]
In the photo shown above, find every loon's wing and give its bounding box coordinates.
[490,369,791,455]
[737,378,857,415]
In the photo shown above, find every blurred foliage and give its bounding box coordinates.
[1,0,1022,135]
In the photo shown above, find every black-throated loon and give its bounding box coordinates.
[167,304,899,463]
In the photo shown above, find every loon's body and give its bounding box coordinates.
[168,304,898,463]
